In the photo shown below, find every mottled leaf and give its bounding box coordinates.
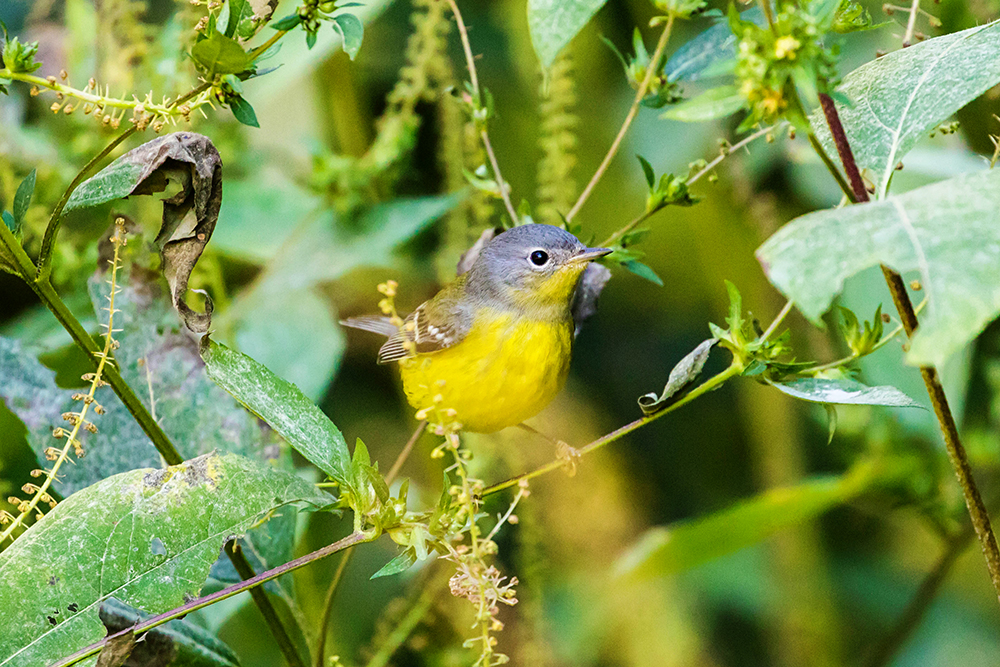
[811,20,1000,199]
[527,0,608,68]
[200,338,351,485]
[615,461,886,578]
[639,339,716,414]
[758,168,1000,367]
[65,133,223,332]
[770,378,923,408]
[0,452,324,667]
[663,7,762,82]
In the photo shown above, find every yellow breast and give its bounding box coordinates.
[398,310,573,433]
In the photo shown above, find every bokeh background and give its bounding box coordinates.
[3,0,1000,665]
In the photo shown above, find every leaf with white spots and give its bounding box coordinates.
[811,20,1000,199]
[0,452,327,667]
[757,168,1000,367]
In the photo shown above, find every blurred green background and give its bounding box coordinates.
[3,0,1000,665]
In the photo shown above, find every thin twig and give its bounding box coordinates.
[600,124,776,248]
[313,549,354,667]
[566,15,676,222]
[759,299,794,342]
[225,541,307,667]
[364,589,435,667]
[387,420,427,484]
[482,361,742,496]
[817,91,1000,604]
[50,532,373,667]
[36,127,137,278]
[901,0,921,46]
[863,527,975,667]
[313,420,426,666]
[445,0,519,226]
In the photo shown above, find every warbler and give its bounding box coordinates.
[342,224,611,433]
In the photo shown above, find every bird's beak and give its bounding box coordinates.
[571,247,613,263]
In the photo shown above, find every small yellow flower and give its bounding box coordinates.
[775,36,801,60]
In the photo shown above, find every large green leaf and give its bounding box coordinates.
[758,169,1000,367]
[615,460,887,578]
[0,452,325,667]
[812,20,1000,200]
[201,338,351,486]
[527,0,608,68]
[770,378,923,408]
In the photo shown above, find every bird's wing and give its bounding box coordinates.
[376,284,474,364]
[340,315,399,337]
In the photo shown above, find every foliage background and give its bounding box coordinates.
[2,0,1000,665]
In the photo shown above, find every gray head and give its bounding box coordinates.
[466,224,611,314]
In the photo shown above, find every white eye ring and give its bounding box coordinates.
[529,249,549,266]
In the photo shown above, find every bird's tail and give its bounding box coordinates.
[339,315,398,338]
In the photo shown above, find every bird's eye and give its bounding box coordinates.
[529,250,549,266]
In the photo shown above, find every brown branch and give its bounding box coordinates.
[817,91,1000,603]
[50,531,373,667]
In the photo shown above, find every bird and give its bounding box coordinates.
[341,223,611,434]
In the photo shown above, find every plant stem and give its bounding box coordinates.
[225,540,307,667]
[759,0,777,31]
[50,531,373,667]
[864,527,975,667]
[0,222,183,465]
[817,91,1000,603]
[760,299,794,342]
[807,131,856,201]
[314,549,354,667]
[445,0,520,226]
[566,15,676,222]
[387,420,427,484]
[37,127,137,279]
[901,0,921,47]
[482,361,742,496]
[600,124,777,248]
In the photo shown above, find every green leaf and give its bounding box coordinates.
[636,155,656,189]
[306,29,317,50]
[12,168,35,228]
[2,210,16,233]
[527,0,609,68]
[371,547,418,579]
[191,31,250,75]
[332,13,363,60]
[615,461,886,578]
[229,94,260,127]
[769,378,923,408]
[638,339,716,414]
[201,338,352,485]
[0,261,289,495]
[661,85,745,122]
[664,7,762,82]
[226,0,273,40]
[812,20,1000,200]
[0,452,324,667]
[99,598,241,667]
[757,169,1000,367]
[270,13,301,30]
[621,259,664,286]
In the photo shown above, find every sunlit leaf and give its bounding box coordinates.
[371,547,418,579]
[229,94,260,127]
[758,168,1000,367]
[769,378,923,408]
[0,452,325,667]
[201,338,351,486]
[332,13,363,60]
[811,20,1000,199]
